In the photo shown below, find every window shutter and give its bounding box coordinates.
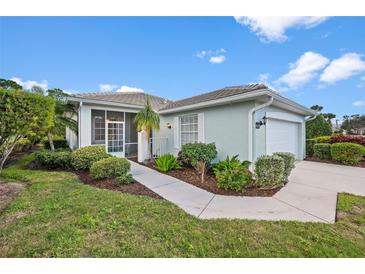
[198,113,205,143]
[173,116,180,149]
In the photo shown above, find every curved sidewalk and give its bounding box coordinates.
[130,160,365,223]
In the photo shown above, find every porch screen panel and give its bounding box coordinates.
[91,109,105,144]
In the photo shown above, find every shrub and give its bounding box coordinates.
[35,149,72,169]
[314,136,332,143]
[273,152,295,181]
[43,138,69,150]
[116,173,134,185]
[177,150,191,166]
[71,145,110,170]
[213,155,252,192]
[330,135,365,146]
[155,154,181,172]
[180,143,217,183]
[90,157,130,180]
[331,142,365,165]
[14,138,32,152]
[254,155,285,188]
[306,115,332,139]
[306,139,316,157]
[313,143,331,160]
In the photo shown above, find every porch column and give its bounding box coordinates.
[138,131,150,162]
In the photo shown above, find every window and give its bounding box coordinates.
[180,114,198,145]
[91,110,106,144]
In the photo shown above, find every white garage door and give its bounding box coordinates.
[266,118,299,159]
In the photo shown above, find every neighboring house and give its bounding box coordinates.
[67,84,316,163]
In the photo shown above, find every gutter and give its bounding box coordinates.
[248,96,274,166]
[305,112,319,122]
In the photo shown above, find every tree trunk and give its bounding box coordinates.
[0,138,19,173]
[47,131,55,151]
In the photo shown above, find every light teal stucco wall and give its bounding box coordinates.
[156,101,255,162]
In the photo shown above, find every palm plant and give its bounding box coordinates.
[134,96,160,159]
[47,89,78,150]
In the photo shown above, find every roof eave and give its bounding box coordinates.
[67,96,145,110]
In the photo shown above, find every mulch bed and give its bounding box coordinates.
[136,159,282,197]
[305,157,365,168]
[74,171,162,199]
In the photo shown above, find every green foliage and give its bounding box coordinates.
[313,143,332,160]
[116,173,134,185]
[273,152,295,181]
[0,88,54,171]
[213,155,252,192]
[331,142,365,165]
[90,157,131,180]
[306,115,332,139]
[71,145,110,170]
[180,142,217,183]
[0,78,22,90]
[254,155,285,188]
[35,149,72,169]
[314,136,332,143]
[14,138,32,152]
[43,138,69,150]
[306,139,316,157]
[155,154,181,172]
[341,114,365,134]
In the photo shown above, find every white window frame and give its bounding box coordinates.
[179,113,199,146]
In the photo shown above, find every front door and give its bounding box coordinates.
[106,121,125,157]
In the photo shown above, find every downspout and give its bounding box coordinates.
[78,101,83,148]
[305,112,318,122]
[248,96,274,166]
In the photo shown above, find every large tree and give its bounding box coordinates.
[0,88,54,172]
[341,114,365,133]
[134,97,160,159]
[46,88,78,150]
[0,78,22,90]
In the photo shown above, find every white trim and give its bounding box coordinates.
[68,96,144,110]
[106,120,125,157]
[266,111,304,123]
[198,113,205,143]
[173,116,179,149]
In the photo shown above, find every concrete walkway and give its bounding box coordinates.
[130,160,365,223]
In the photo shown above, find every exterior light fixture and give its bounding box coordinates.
[255,116,267,129]
[166,123,172,129]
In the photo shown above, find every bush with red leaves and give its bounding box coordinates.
[330,135,365,146]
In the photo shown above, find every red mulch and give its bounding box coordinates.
[75,171,162,199]
[305,157,365,168]
[138,160,281,197]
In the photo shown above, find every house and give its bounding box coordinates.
[66,84,316,164]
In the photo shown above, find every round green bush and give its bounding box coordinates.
[313,143,331,160]
[254,155,285,188]
[71,145,110,170]
[330,142,365,165]
[273,152,295,181]
[90,157,131,180]
[116,173,134,185]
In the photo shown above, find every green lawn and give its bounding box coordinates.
[0,154,365,257]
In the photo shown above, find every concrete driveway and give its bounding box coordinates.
[130,160,365,223]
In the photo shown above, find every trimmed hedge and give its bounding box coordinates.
[313,143,331,160]
[314,136,331,143]
[43,138,69,150]
[273,152,295,181]
[90,157,131,180]
[331,142,365,165]
[330,135,365,146]
[35,149,72,169]
[306,139,316,157]
[254,155,285,188]
[116,173,134,185]
[71,145,110,170]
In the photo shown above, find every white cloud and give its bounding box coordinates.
[196,48,226,64]
[99,83,117,92]
[209,55,226,64]
[11,77,48,90]
[320,53,365,84]
[276,51,329,89]
[234,16,329,43]
[352,100,365,107]
[257,73,271,83]
[115,85,144,93]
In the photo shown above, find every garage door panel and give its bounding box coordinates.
[266,119,299,158]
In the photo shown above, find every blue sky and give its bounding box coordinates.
[1,16,364,118]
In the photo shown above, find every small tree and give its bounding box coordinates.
[134,97,160,159]
[0,89,54,172]
[46,89,78,150]
[306,114,332,138]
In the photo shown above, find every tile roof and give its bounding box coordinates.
[71,91,171,110]
[160,84,268,110]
